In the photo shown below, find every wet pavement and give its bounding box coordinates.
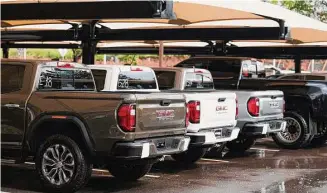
[1,138,327,193]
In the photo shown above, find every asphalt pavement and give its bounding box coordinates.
[1,138,327,193]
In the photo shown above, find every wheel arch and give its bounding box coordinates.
[26,113,95,156]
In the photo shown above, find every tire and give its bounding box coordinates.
[35,135,92,193]
[171,147,208,164]
[226,137,255,152]
[107,162,152,181]
[310,122,327,147]
[272,112,312,149]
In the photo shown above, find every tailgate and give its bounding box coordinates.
[135,93,186,135]
[256,91,284,116]
[198,92,236,126]
[188,92,236,129]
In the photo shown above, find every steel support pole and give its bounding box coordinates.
[159,41,164,67]
[2,47,9,58]
[294,56,301,73]
[82,40,97,64]
[81,22,97,64]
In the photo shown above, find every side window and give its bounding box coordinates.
[154,71,176,90]
[91,69,107,91]
[1,64,25,93]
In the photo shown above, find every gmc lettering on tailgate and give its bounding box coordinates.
[156,110,175,121]
[216,106,228,114]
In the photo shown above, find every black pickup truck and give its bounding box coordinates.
[175,56,327,149]
[1,59,190,193]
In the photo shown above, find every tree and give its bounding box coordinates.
[268,0,327,23]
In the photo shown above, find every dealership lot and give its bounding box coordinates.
[2,138,327,193]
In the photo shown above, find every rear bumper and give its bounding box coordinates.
[187,127,240,147]
[111,136,190,160]
[242,120,286,136]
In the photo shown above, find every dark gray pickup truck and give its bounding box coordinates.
[1,59,190,193]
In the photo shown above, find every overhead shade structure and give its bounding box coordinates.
[1,0,273,28]
[1,0,176,27]
[185,0,327,31]
[230,28,327,44]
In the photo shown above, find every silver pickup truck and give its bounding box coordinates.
[175,57,287,152]
[153,67,240,163]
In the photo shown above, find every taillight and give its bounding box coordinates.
[283,99,285,113]
[188,101,200,123]
[235,97,239,119]
[247,97,260,117]
[117,104,136,132]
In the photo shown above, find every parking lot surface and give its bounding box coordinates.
[1,138,327,193]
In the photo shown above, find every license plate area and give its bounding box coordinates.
[214,128,231,138]
[153,138,179,151]
[214,128,222,137]
[269,122,282,130]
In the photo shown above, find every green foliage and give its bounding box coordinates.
[282,0,313,16]
[118,55,139,65]
[268,0,327,22]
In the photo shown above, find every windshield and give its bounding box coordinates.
[184,72,214,90]
[37,64,95,91]
[117,71,157,90]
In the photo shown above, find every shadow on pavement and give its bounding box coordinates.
[1,164,144,192]
[151,159,199,174]
[1,165,43,192]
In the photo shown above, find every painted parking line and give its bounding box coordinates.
[25,162,35,165]
[200,158,230,163]
[92,168,160,178]
[144,174,161,178]
[1,161,161,179]
[1,159,15,164]
[250,147,280,152]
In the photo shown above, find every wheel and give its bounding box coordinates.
[107,162,152,181]
[226,137,255,152]
[171,147,208,164]
[310,122,327,147]
[35,135,92,193]
[272,112,312,149]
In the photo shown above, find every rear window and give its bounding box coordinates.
[184,72,214,90]
[176,58,242,80]
[117,71,157,90]
[154,71,176,90]
[37,63,95,91]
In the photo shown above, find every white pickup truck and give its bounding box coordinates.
[153,67,240,163]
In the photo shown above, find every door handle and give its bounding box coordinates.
[3,104,20,108]
[160,100,171,106]
[218,98,226,102]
